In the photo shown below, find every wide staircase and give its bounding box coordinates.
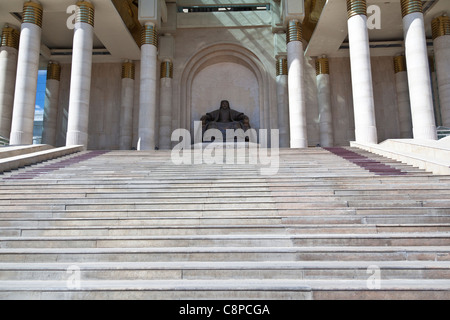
[0,147,449,299]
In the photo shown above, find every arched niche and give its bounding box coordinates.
[179,43,271,139]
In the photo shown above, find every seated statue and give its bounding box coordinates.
[200,100,251,142]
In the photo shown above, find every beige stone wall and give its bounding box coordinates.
[53,42,400,149]
[329,56,401,146]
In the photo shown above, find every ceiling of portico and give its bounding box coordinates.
[305,0,450,58]
[0,0,141,64]
[1,0,448,64]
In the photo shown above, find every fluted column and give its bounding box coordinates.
[10,1,43,145]
[0,26,19,139]
[394,55,413,138]
[119,61,135,150]
[316,56,334,147]
[138,23,158,151]
[347,0,378,144]
[159,60,173,150]
[401,0,437,140]
[287,20,308,148]
[41,61,61,146]
[66,1,95,148]
[432,15,450,127]
[276,57,290,148]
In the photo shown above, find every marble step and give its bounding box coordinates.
[1,207,449,219]
[0,279,313,300]
[3,215,450,228]
[1,246,449,263]
[0,233,449,248]
[0,224,449,237]
[1,194,449,204]
[1,261,449,281]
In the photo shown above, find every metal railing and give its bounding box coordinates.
[0,135,9,146]
[437,126,450,140]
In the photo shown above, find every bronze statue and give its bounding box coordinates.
[200,100,251,142]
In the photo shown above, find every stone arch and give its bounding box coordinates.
[179,43,271,136]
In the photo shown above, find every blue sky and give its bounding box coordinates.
[35,70,47,122]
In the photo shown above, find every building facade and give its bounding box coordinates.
[0,0,449,150]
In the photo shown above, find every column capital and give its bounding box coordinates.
[276,57,288,76]
[286,20,302,44]
[400,0,423,18]
[122,61,135,80]
[160,60,173,79]
[1,26,20,49]
[394,55,407,73]
[141,23,158,48]
[22,1,43,28]
[432,15,450,40]
[316,57,330,75]
[47,61,61,81]
[347,0,367,19]
[75,1,95,27]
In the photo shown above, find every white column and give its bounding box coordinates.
[432,15,450,127]
[0,26,19,139]
[41,62,61,146]
[429,57,442,127]
[159,60,173,150]
[347,0,378,144]
[394,55,413,138]
[276,57,290,148]
[10,2,43,145]
[119,61,135,150]
[401,0,437,140]
[138,23,158,151]
[287,20,308,148]
[66,1,95,148]
[316,57,334,147]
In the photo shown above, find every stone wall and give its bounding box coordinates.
[53,40,401,149]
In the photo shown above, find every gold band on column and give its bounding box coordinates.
[347,0,367,19]
[276,58,288,76]
[160,60,173,79]
[432,15,450,40]
[122,61,135,80]
[315,57,330,75]
[75,1,95,27]
[47,62,61,81]
[394,55,407,73]
[286,20,302,44]
[1,27,20,49]
[141,24,158,48]
[22,1,43,28]
[400,0,423,18]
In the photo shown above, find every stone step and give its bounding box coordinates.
[0,217,284,228]
[0,233,449,248]
[2,200,449,212]
[0,279,313,300]
[0,224,449,237]
[1,194,449,204]
[284,215,450,225]
[1,246,449,263]
[2,207,449,219]
[1,261,449,281]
